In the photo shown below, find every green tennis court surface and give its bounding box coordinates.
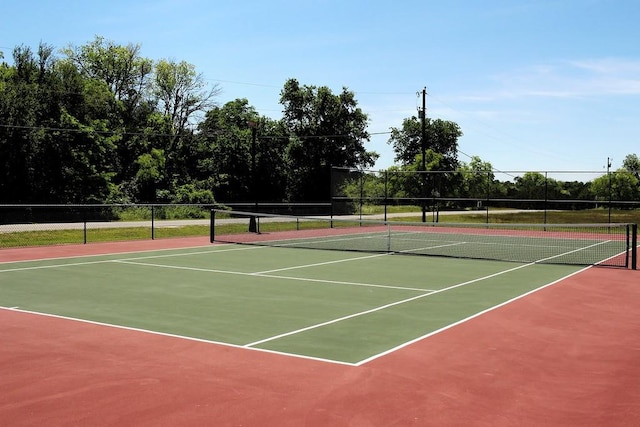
[0,244,587,364]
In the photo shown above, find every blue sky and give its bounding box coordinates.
[2,0,639,176]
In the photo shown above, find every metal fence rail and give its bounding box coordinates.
[0,202,332,248]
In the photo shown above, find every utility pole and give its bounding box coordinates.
[419,87,427,222]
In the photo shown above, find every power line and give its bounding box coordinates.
[205,78,280,88]
[0,123,176,138]
[207,76,418,99]
[457,147,517,178]
[0,123,381,141]
[428,92,567,163]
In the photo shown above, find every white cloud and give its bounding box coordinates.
[487,58,640,99]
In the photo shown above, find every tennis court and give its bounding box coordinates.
[1,216,639,425]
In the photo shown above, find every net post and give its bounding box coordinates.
[210,209,215,243]
[386,221,391,252]
[632,223,638,270]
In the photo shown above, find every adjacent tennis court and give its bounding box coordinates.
[1,217,639,425]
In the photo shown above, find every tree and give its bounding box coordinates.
[152,59,220,139]
[388,117,462,170]
[197,99,289,202]
[0,45,43,202]
[457,156,494,199]
[387,116,462,203]
[336,169,386,214]
[622,153,640,180]
[514,172,548,199]
[61,36,160,200]
[591,169,639,202]
[255,118,290,201]
[151,59,221,200]
[0,43,118,203]
[280,78,377,201]
[62,36,153,108]
[197,99,259,201]
[133,148,165,202]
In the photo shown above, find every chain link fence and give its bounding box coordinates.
[0,202,332,248]
[331,167,640,222]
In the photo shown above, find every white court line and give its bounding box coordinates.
[3,247,614,365]
[349,241,615,365]
[259,231,387,248]
[252,252,389,274]
[0,259,113,273]
[0,306,356,367]
[113,259,433,293]
[1,244,433,292]
[536,239,612,262]
[398,241,466,254]
[244,260,542,348]
[116,244,264,261]
[0,243,220,265]
[3,239,621,365]
[0,245,262,274]
[241,241,616,350]
[355,265,590,366]
[244,290,438,347]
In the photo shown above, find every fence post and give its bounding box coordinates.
[544,172,548,225]
[151,205,155,240]
[486,171,491,224]
[330,167,334,228]
[83,207,87,244]
[384,169,388,222]
[209,209,215,243]
[359,171,363,222]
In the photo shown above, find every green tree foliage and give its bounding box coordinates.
[335,169,386,213]
[388,116,462,170]
[133,148,165,202]
[151,59,222,203]
[513,172,548,199]
[0,45,44,202]
[61,36,153,109]
[457,156,495,199]
[622,154,640,180]
[387,116,463,200]
[152,59,220,138]
[197,99,260,201]
[61,36,163,201]
[0,43,117,202]
[591,169,639,203]
[197,99,290,202]
[2,37,638,207]
[280,78,377,200]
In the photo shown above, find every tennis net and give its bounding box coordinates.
[210,209,638,269]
